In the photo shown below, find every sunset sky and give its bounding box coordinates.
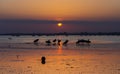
[0,0,120,33]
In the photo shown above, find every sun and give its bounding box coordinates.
[57,23,63,27]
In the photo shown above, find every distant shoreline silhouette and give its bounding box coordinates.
[0,32,120,36]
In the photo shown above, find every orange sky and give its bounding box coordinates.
[0,0,120,21]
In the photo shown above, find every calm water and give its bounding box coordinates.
[0,35,120,74]
[0,35,120,50]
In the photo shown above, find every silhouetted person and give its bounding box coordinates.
[63,40,69,46]
[33,39,39,46]
[33,39,39,43]
[53,39,57,43]
[46,40,51,46]
[53,39,57,45]
[76,39,91,45]
[58,39,61,46]
[41,56,46,64]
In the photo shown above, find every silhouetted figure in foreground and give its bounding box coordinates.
[33,39,39,46]
[33,39,39,43]
[53,39,57,43]
[63,40,69,46]
[76,39,91,45]
[46,40,51,46]
[53,39,57,45]
[58,39,61,46]
[41,56,46,64]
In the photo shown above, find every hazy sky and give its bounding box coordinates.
[0,0,120,33]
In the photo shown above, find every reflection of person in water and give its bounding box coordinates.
[41,56,46,64]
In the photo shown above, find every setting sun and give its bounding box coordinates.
[57,23,63,27]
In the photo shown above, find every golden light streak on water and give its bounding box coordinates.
[57,42,63,55]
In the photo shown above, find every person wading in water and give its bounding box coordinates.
[41,56,46,64]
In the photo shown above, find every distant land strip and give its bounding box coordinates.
[0,32,120,36]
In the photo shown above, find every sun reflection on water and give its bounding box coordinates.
[57,42,63,55]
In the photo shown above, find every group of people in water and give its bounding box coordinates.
[20,39,91,65]
[34,39,91,46]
